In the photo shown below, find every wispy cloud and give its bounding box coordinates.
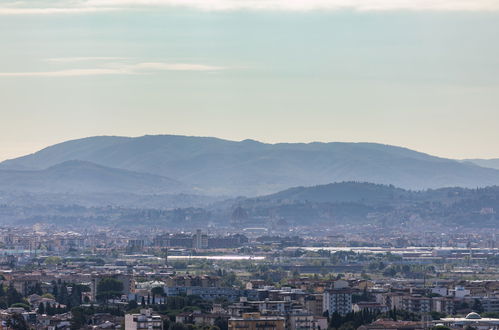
[0,68,127,77]
[0,6,116,15]
[83,0,499,11]
[0,61,225,77]
[1,0,499,14]
[45,57,129,62]
[133,62,224,71]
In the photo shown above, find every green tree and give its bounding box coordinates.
[38,302,45,314]
[6,285,24,306]
[10,303,30,311]
[96,278,124,303]
[472,299,484,313]
[214,316,228,330]
[70,306,87,330]
[6,313,28,330]
[170,323,188,330]
[45,256,62,265]
[127,300,138,310]
[151,286,165,296]
[58,284,69,305]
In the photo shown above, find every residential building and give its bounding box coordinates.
[228,313,285,330]
[125,309,163,330]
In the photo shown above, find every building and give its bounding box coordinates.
[437,312,499,330]
[288,313,328,330]
[353,302,389,314]
[193,229,208,249]
[401,296,431,314]
[304,294,324,316]
[228,313,285,330]
[323,289,352,316]
[358,319,425,330]
[125,309,163,330]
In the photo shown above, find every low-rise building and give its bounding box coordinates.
[228,312,285,330]
[125,308,163,330]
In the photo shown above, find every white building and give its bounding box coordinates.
[437,312,499,330]
[125,309,163,330]
[323,289,352,316]
[452,286,471,298]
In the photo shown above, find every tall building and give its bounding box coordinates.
[193,229,208,249]
[323,289,353,316]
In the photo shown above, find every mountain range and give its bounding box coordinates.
[1,135,499,196]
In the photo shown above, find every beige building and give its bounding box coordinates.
[229,313,285,330]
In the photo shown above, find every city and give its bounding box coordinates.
[0,221,497,329]
[1,0,499,329]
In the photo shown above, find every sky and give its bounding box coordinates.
[1,0,499,161]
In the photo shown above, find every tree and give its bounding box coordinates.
[472,299,484,314]
[28,282,43,296]
[163,318,171,329]
[127,300,138,310]
[170,323,188,330]
[96,278,124,303]
[430,311,447,320]
[58,284,69,305]
[70,307,87,330]
[214,316,228,330]
[6,285,23,306]
[10,303,30,311]
[46,303,54,316]
[44,256,62,265]
[38,302,45,314]
[52,281,58,298]
[6,313,28,330]
[151,287,165,296]
[69,285,82,307]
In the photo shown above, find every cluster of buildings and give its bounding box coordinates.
[124,276,499,330]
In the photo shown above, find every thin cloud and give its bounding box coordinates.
[0,68,128,77]
[46,57,129,62]
[62,0,499,11]
[134,62,225,71]
[0,6,116,15]
[1,0,499,14]
[0,62,226,77]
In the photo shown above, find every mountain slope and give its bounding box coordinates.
[465,159,499,170]
[2,135,499,195]
[231,182,499,227]
[0,160,188,194]
[258,182,412,204]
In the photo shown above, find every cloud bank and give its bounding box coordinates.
[1,0,499,15]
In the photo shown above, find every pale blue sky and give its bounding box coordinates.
[1,1,499,160]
